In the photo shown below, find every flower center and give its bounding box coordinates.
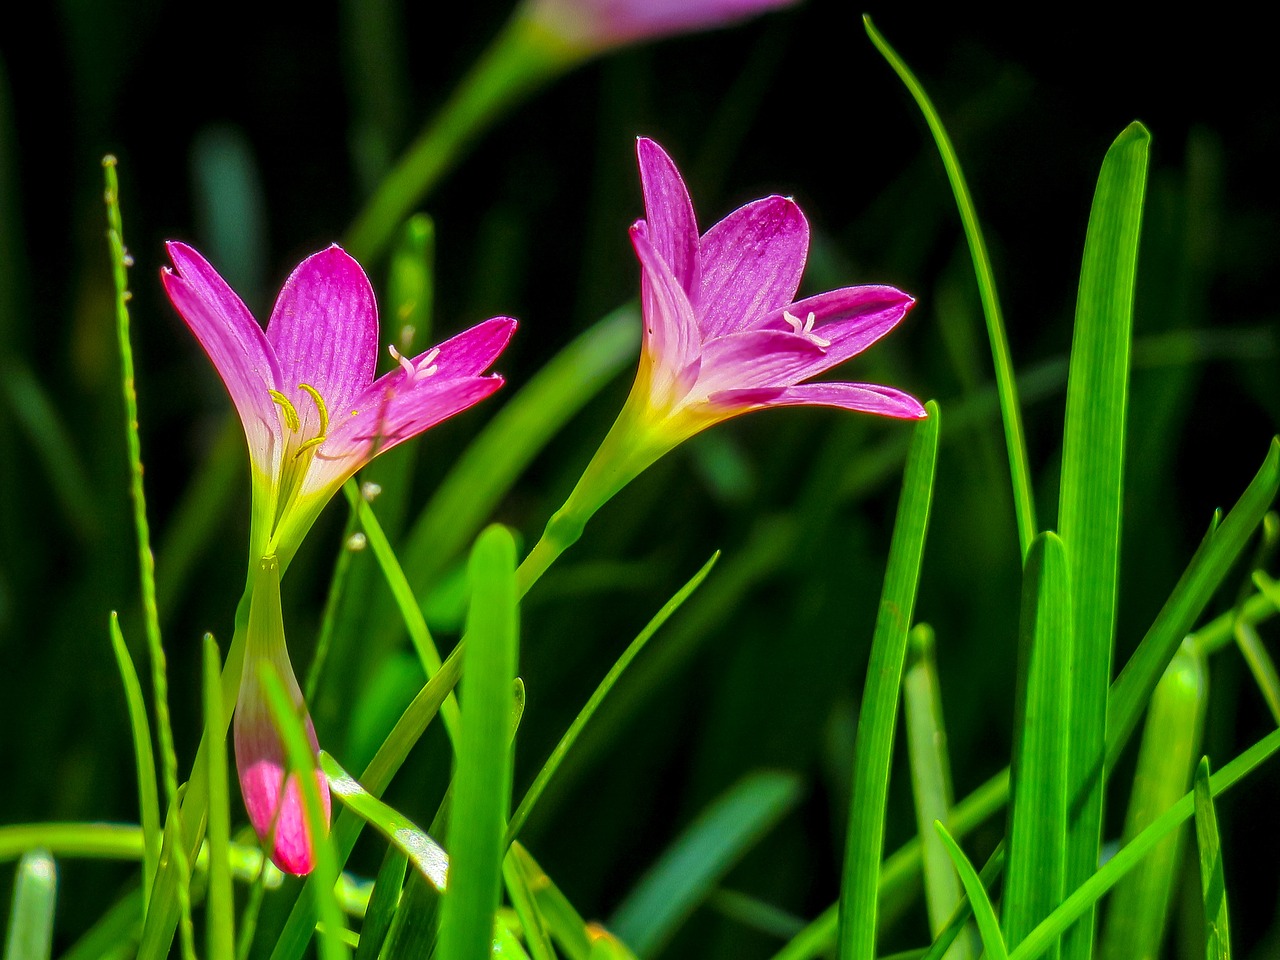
[783,310,830,349]
[267,381,332,540]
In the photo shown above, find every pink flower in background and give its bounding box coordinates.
[163,242,515,565]
[628,136,924,444]
[525,0,799,51]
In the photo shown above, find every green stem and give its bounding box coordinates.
[344,14,579,264]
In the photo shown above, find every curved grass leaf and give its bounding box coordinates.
[507,843,595,960]
[838,402,940,960]
[502,850,557,960]
[1193,758,1231,960]
[4,850,56,960]
[933,825,1007,960]
[352,845,406,960]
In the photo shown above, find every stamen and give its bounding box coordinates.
[417,347,441,379]
[388,344,416,377]
[387,344,441,381]
[269,390,300,432]
[783,310,830,349]
[298,382,330,437]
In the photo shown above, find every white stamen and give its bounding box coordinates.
[388,344,416,377]
[783,310,830,349]
[388,344,441,381]
[416,347,441,379]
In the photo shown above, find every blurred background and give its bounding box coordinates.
[2,2,1278,956]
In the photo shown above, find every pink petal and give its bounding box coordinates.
[162,242,282,473]
[304,376,506,497]
[694,328,826,396]
[631,221,701,402]
[533,0,799,48]
[709,381,928,420]
[697,196,809,339]
[637,138,700,293]
[265,246,379,434]
[756,285,915,383]
[421,316,517,379]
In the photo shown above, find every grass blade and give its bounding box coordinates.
[864,17,1036,556]
[507,843,594,960]
[202,635,235,960]
[1099,641,1207,960]
[1193,758,1232,960]
[57,887,143,960]
[502,851,557,960]
[1232,618,1280,723]
[508,551,719,841]
[1056,120,1150,960]
[352,845,406,960]
[609,770,802,958]
[902,624,973,960]
[1004,532,1073,955]
[4,851,56,960]
[837,401,940,960]
[933,825,1007,960]
[437,525,519,960]
[107,613,160,903]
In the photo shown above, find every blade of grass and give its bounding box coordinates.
[104,156,195,959]
[508,843,594,960]
[1098,641,1207,960]
[838,401,940,960]
[608,771,801,958]
[1004,533,1073,955]
[1232,619,1280,724]
[503,850,557,960]
[508,551,719,841]
[902,624,973,960]
[708,889,806,942]
[934,825,1007,960]
[352,845,405,960]
[1008,727,1280,960]
[203,635,235,960]
[4,851,56,960]
[107,613,160,903]
[1194,757,1232,960]
[1056,120,1150,960]
[437,525,519,960]
[56,887,143,960]
[863,16,1035,556]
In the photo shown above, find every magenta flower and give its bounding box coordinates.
[524,0,798,52]
[163,242,516,566]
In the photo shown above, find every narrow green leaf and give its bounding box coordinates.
[387,214,435,347]
[202,636,235,960]
[1057,120,1149,960]
[107,613,160,903]
[707,889,805,941]
[507,843,594,960]
[351,845,406,960]
[838,401,940,960]
[920,847,1006,960]
[864,17,1036,556]
[508,551,719,841]
[502,850,557,960]
[902,624,973,960]
[437,525,519,960]
[1008,726,1280,960]
[320,752,448,892]
[933,825,1007,960]
[1004,532,1073,955]
[1233,618,1280,723]
[261,665,350,960]
[1193,758,1232,960]
[1099,641,1207,960]
[57,887,143,960]
[1108,437,1280,768]
[4,850,56,960]
[609,770,801,958]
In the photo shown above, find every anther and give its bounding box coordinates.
[783,310,830,349]
[269,390,301,432]
[389,344,416,378]
[298,382,329,437]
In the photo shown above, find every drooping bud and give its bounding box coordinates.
[233,555,330,875]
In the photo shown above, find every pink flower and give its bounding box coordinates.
[628,136,924,446]
[162,242,516,566]
[525,0,799,52]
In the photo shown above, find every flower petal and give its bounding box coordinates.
[163,242,282,475]
[709,381,927,419]
[422,316,517,379]
[697,196,808,339]
[637,138,700,293]
[303,375,506,497]
[693,328,826,397]
[266,245,379,430]
[632,220,701,407]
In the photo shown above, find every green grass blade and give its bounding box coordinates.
[508,551,719,841]
[1099,641,1207,960]
[863,17,1036,556]
[320,752,448,892]
[1233,618,1280,723]
[1108,438,1280,768]
[1193,758,1232,960]
[103,156,195,960]
[609,770,802,958]
[507,843,594,960]
[502,850,557,960]
[1004,532,1073,955]
[902,624,973,960]
[1008,726,1280,960]
[708,890,805,941]
[202,635,235,960]
[4,851,56,960]
[353,847,406,960]
[1056,120,1150,960]
[437,525,519,960]
[387,214,435,346]
[933,825,1008,960]
[107,613,160,903]
[342,480,460,744]
[57,887,143,960]
[261,664,350,960]
[837,401,940,960]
